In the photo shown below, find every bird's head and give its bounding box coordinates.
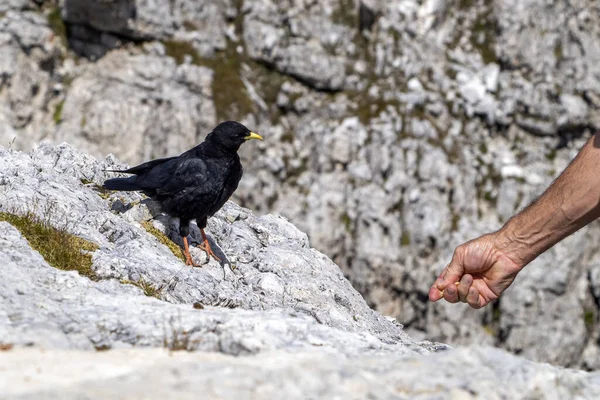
[206,121,263,151]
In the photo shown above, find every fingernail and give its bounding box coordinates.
[435,280,444,289]
[446,286,456,295]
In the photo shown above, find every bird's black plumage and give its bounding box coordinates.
[104,121,262,264]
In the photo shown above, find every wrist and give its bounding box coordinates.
[493,220,531,270]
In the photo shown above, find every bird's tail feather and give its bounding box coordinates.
[103,177,141,191]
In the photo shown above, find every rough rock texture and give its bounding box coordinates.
[54,50,216,163]
[0,143,418,348]
[3,347,600,400]
[1,144,600,398]
[4,0,600,368]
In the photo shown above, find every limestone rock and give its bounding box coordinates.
[54,50,216,164]
[2,347,600,399]
[3,0,600,370]
[1,144,600,398]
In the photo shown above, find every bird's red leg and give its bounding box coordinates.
[182,236,198,267]
[197,229,221,262]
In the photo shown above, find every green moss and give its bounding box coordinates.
[451,213,460,231]
[281,131,295,143]
[253,65,288,105]
[332,0,357,28]
[80,116,87,128]
[482,325,495,336]
[47,7,67,48]
[53,100,64,124]
[471,21,497,64]
[584,310,595,331]
[121,278,162,298]
[468,1,498,64]
[208,47,256,122]
[341,213,352,232]
[459,0,475,9]
[478,143,488,154]
[231,0,246,35]
[80,178,93,185]
[0,211,98,279]
[163,38,257,122]
[554,42,563,60]
[163,40,203,65]
[246,61,292,123]
[347,92,401,125]
[400,232,411,246]
[545,148,557,161]
[62,75,75,88]
[141,221,186,263]
[492,303,501,322]
[483,191,496,204]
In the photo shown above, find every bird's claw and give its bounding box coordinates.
[197,240,222,262]
[183,251,199,267]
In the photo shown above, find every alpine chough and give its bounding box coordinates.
[103,121,263,266]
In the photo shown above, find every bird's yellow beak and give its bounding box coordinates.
[245,132,263,141]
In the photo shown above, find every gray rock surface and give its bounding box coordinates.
[1,144,600,398]
[54,49,216,164]
[3,0,600,369]
[0,143,415,347]
[3,347,600,400]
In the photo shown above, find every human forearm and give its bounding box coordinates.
[497,134,600,267]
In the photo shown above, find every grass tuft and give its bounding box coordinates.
[141,221,186,262]
[121,278,162,298]
[162,39,256,122]
[47,7,67,48]
[0,211,98,279]
[163,40,202,65]
[53,100,64,124]
[584,310,596,331]
[400,232,411,246]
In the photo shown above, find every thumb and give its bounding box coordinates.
[429,255,465,301]
[440,257,465,289]
[428,261,459,302]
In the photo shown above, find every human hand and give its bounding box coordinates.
[428,233,524,309]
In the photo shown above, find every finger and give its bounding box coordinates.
[457,274,473,303]
[428,284,444,302]
[429,267,449,302]
[434,269,447,290]
[443,281,459,303]
[466,286,484,309]
[440,253,465,288]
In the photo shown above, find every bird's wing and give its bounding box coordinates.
[142,157,211,196]
[107,156,178,175]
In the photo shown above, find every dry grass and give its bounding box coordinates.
[121,278,162,299]
[0,211,99,280]
[141,221,186,262]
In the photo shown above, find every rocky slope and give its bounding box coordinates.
[1,143,600,398]
[2,0,600,368]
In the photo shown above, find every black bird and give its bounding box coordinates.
[103,121,263,266]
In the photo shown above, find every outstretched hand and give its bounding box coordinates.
[428,233,523,309]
